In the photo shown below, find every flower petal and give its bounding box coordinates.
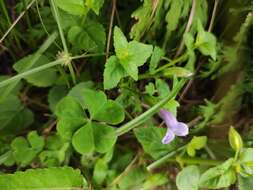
[162,129,175,144]
[171,122,189,136]
[159,109,177,128]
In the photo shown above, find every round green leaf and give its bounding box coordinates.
[93,100,125,125]
[93,123,117,153]
[72,123,95,154]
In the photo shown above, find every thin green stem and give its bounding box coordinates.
[0,60,62,88]
[154,53,188,74]
[147,146,186,171]
[50,0,76,84]
[116,79,186,136]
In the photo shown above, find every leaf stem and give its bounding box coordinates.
[147,146,186,171]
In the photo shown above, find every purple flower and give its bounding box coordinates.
[159,109,189,144]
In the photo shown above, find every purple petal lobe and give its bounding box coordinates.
[159,109,177,128]
[172,122,189,136]
[162,129,175,144]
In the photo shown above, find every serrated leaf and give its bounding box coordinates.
[0,167,84,190]
[176,165,200,190]
[54,0,88,16]
[130,0,152,40]
[68,19,105,52]
[199,158,236,189]
[149,46,165,74]
[85,0,104,15]
[72,123,95,154]
[13,54,58,87]
[134,127,179,159]
[113,26,153,80]
[196,20,217,60]
[103,56,127,89]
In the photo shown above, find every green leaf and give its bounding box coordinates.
[48,85,68,112]
[145,82,156,96]
[11,137,36,167]
[134,127,179,159]
[93,123,117,153]
[72,123,94,154]
[149,46,165,74]
[68,82,95,109]
[117,167,147,190]
[55,96,86,139]
[199,158,236,189]
[176,165,200,190]
[130,0,152,40]
[54,0,88,15]
[196,20,217,60]
[0,75,22,95]
[93,100,125,125]
[155,79,170,98]
[13,55,58,87]
[186,136,207,157]
[238,175,253,190]
[0,95,33,133]
[113,26,153,80]
[0,167,84,190]
[142,174,168,190]
[239,148,253,163]
[162,67,193,78]
[229,126,243,153]
[103,56,127,89]
[27,131,45,151]
[85,0,104,15]
[93,158,108,185]
[68,19,106,52]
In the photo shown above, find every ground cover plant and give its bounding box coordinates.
[0,0,253,189]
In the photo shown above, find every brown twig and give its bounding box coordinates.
[0,0,36,43]
[208,0,220,32]
[106,0,117,60]
[175,0,197,57]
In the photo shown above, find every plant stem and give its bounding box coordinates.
[116,79,186,136]
[50,0,76,84]
[0,151,11,165]
[0,59,62,88]
[147,146,186,171]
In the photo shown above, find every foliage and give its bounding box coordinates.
[0,0,253,190]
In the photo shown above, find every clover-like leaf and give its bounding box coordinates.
[55,96,86,139]
[72,123,95,154]
[93,122,117,153]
